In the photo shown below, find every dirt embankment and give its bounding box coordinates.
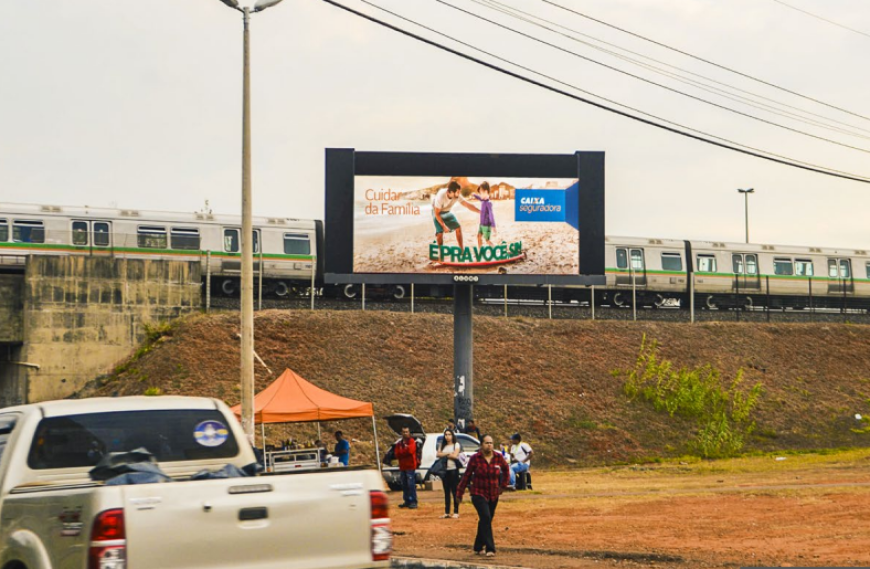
[79,311,870,465]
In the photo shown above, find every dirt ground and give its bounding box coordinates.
[390,450,870,568]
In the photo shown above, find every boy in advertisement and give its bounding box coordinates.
[432,180,480,255]
[473,181,497,248]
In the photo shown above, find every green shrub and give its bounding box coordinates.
[615,334,763,459]
[144,387,162,396]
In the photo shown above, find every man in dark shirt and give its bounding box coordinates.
[463,419,482,441]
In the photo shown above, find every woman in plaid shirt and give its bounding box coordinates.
[457,435,510,557]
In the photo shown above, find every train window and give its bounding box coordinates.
[840,259,851,278]
[773,258,793,275]
[171,228,200,251]
[630,249,644,271]
[283,233,311,255]
[732,254,743,274]
[745,254,758,275]
[13,220,45,244]
[615,248,628,270]
[697,254,717,273]
[93,223,110,247]
[866,262,870,280]
[795,259,813,276]
[138,226,167,249]
[661,252,682,271]
[72,221,89,246]
[0,219,8,242]
[828,259,838,277]
[224,229,239,253]
[253,230,260,254]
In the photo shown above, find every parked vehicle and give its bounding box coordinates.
[0,396,391,569]
[380,414,480,491]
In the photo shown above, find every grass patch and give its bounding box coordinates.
[613,334,763,459]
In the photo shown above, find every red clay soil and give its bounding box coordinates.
[80,310,870,465]
[391,468,870,568]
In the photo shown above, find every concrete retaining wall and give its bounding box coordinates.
[19,256,201,402]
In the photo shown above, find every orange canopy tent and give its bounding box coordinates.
[231,368,381,468]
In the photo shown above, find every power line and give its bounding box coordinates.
[476,0,870,140]
[357,0,832,170]
[770,0,870,40]
[540,0,870,123]
[434,0,870,155]
[320,0,870,184]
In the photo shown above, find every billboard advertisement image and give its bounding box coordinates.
[353,176,580,275]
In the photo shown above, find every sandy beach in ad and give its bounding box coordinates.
[354,200,579,274]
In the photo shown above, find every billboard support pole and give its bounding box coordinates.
[411,283,415,314]
[362,283,366,311]
[503,285,508,318]
[548,285,553,319]
[454,284,474,433]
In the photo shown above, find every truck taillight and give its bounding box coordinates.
[370,490,392,562]
[89,509,126,569]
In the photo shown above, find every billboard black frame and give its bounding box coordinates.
[324,149,605,286]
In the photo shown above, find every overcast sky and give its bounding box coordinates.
[1,0,868,249]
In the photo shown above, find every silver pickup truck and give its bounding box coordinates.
[0,396,391,569]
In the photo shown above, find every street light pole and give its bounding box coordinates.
[217,0,285,445]
[737,188,755,244]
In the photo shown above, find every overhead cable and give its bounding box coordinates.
[770,0,870,40]
[476,0,870,139]
[320,0,870,184]
[541,0,870,123]
[434,0,870,155]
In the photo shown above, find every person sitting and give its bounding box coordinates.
[508,433,533,490]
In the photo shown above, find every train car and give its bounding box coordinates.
[688,239,870,310]
[0,202,323,297]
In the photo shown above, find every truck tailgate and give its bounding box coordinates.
[121,469,378,569]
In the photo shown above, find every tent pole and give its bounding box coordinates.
[372,416,382,474]
[317,422,321,442]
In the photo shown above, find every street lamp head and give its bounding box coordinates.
[217,0,242,9]
[737,188,755,194]
[253,0,285,12]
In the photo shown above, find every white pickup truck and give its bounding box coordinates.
[0,396,391,569]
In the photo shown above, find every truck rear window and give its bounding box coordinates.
[27,410,240,470]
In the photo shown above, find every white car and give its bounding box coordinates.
[381,414,480,491]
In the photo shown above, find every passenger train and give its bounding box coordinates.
[1,202,869,310]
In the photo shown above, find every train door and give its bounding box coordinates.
[827,257,854,294]
[731,253,760,292]
[615,247,647,286]
[221,228,261,267]
[71,220,112,252]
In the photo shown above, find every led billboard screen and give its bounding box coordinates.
[324,150,605,286]
[354,176,580,275]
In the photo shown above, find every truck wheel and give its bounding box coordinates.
[392,285,406,300]
[343,284,358,299]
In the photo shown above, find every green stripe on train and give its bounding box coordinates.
[0,241,313,261]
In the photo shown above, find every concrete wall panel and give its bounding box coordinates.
[21,255,201,402]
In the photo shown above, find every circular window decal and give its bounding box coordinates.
[194,420,230,447]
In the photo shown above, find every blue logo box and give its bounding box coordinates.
[514,189,567,223]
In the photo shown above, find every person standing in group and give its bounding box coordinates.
[508,433,533,489]
[333,431,350,466]
[463,419,482,442]
[437,429,462,518]
[395,426,419,509]
[457,434,510,557]
[432,180,480,254]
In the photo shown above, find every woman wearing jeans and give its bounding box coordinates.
[457,435,510,557]
[437,429,462,518]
